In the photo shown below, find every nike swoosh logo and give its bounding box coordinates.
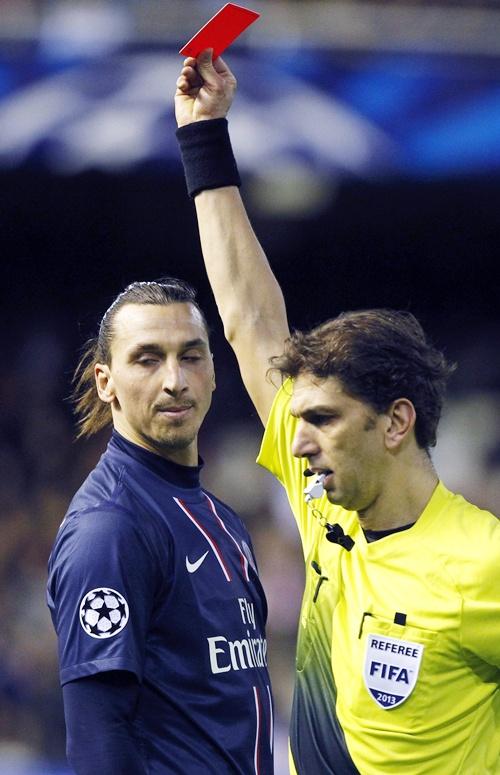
[186,551,209,574]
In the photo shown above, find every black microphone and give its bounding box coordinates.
[303,468,314,477]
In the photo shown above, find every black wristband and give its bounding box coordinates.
[176,118,241,198]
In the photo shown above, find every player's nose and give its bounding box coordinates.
[161,359,188,394]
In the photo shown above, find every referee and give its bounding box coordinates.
[47,279,273,774]
[175,51,500,774]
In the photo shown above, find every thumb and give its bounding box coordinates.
[196,48,218,83]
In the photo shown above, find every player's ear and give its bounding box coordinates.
[384,398,416,450]
[95,363,115,404]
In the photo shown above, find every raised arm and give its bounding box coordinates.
[175,51,289,425]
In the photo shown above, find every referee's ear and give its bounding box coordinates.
[95,363,115,404]
[384,398,416,451]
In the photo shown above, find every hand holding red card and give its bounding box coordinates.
[179,3,260,60]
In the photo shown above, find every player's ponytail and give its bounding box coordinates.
[71,336,111,439]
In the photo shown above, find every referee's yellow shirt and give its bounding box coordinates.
[258,381,500,775]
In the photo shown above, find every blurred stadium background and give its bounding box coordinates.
[1,0,499,772]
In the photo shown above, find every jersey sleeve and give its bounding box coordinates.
[256,379,334,560]
[63,673,147,774]
[48,504,168,685]
[459,516,500,668]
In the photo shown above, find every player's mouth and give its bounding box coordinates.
[155,403,195,419]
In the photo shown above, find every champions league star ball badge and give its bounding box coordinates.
[79,588,129,639]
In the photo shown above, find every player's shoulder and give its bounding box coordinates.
[65,446,166,532]
[57,472,167,563]
[50,495,165,586]
[64,470,141,537]
[68,446,126,513]
[53,505,134,573]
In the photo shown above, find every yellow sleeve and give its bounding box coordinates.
[459,513,500,668]
[257,379,333,560]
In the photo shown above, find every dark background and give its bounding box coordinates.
[4,168,499,398]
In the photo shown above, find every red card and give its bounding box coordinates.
[179,3,260,60]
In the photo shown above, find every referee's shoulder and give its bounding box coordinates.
[439,489,500,588]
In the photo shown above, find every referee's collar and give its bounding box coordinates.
[110,429,203,489]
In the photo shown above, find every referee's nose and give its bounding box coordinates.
[291,419,319,460]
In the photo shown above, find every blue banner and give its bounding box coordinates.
[0,43,499,178]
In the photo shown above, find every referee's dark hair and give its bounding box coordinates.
[270,309,455,452]
[71,278,208,439]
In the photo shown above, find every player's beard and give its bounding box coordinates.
[148,410,199,455]
[151,426,197,454]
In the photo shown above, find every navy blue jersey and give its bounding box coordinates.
[47,431,273,774]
